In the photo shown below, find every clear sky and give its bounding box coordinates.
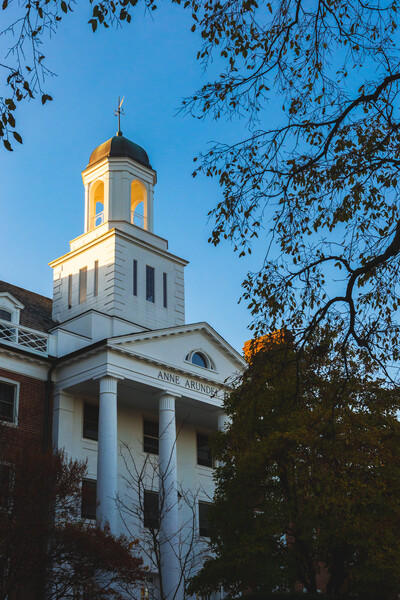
[0,3,267,353]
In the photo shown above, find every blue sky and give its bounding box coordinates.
[0,3,267,353]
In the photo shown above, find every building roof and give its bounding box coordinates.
[0,281,55,333]
[88,134,152,169]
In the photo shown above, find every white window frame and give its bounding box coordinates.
[0,377,19,427]
[0,293,24,325]
[184,349,215,371]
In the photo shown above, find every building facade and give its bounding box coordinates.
[0,130,245,599]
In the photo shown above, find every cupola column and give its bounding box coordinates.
[84,184,90,232]
[158,392,182,600]
[147,183,154,232]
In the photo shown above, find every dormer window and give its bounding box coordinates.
[185,351,214,370]
[0,293,23,325]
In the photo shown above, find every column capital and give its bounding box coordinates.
[98,375,119,394]
[159,392,176,412]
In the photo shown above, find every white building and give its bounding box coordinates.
[0,130,246,599]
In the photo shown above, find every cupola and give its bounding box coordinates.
[81,131,157,234]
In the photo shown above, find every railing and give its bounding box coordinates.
[91,211,104,229]
[131,211,147,229]
[0,319,49,355]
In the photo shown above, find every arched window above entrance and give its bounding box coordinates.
[185,350,215,371]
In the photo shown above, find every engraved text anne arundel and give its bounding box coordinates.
[157,370,218,396]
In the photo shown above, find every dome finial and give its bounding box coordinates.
[114,96,125,137]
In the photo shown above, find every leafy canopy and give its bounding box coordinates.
[188,333,400,596]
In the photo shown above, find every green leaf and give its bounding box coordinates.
[61,1,68,12]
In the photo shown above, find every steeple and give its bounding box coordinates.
[49,131,187,333]
[81,132,157,233]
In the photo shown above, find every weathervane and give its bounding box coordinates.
[115,96,125,136]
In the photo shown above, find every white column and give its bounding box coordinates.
[97,375,118,531]
[159,392,182,600]
[216,413,230,468]
[218,412,229,432]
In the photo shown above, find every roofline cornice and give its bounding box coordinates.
[49,227,188,268]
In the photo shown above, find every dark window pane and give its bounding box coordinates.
[0,382,15,423]
[144,419,158,437]
[199,501,211,537]
[133,260,138,296]
[144,490,159,529]
[83,404,99,441]
[146,266,155,303]
[0,310,12,322]
[0,464,12,509]
[192,352,208,368]
[163,272,167,308]
[81,479,97,520]
[197,433,213,467]
[143,419,159,455]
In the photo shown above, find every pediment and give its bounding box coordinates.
[0,292,24,311]
[108,322,246,384]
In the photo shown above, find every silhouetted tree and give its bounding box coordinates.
[118,440,211,600]
[188,332,400,596]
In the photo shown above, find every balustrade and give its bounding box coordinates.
[0,319,48,355]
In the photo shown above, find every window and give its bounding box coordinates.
[133,260,138,296]
[83,403,99,441]
[79,267,87,304]
[146,266,155,303]
[143,419,159,455]
[163,272,167,308]
[198,501,211,538]
[144,490,159,529]
[0,310,11,322]
[68,274,72,309]
[0,380,17,424]
[94,260,99,297]
[197,433,213,468]
[0,464,12,510]
[81,479,97,520]
[185,351,214,370]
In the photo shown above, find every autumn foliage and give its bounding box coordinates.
[0,434,144,600]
